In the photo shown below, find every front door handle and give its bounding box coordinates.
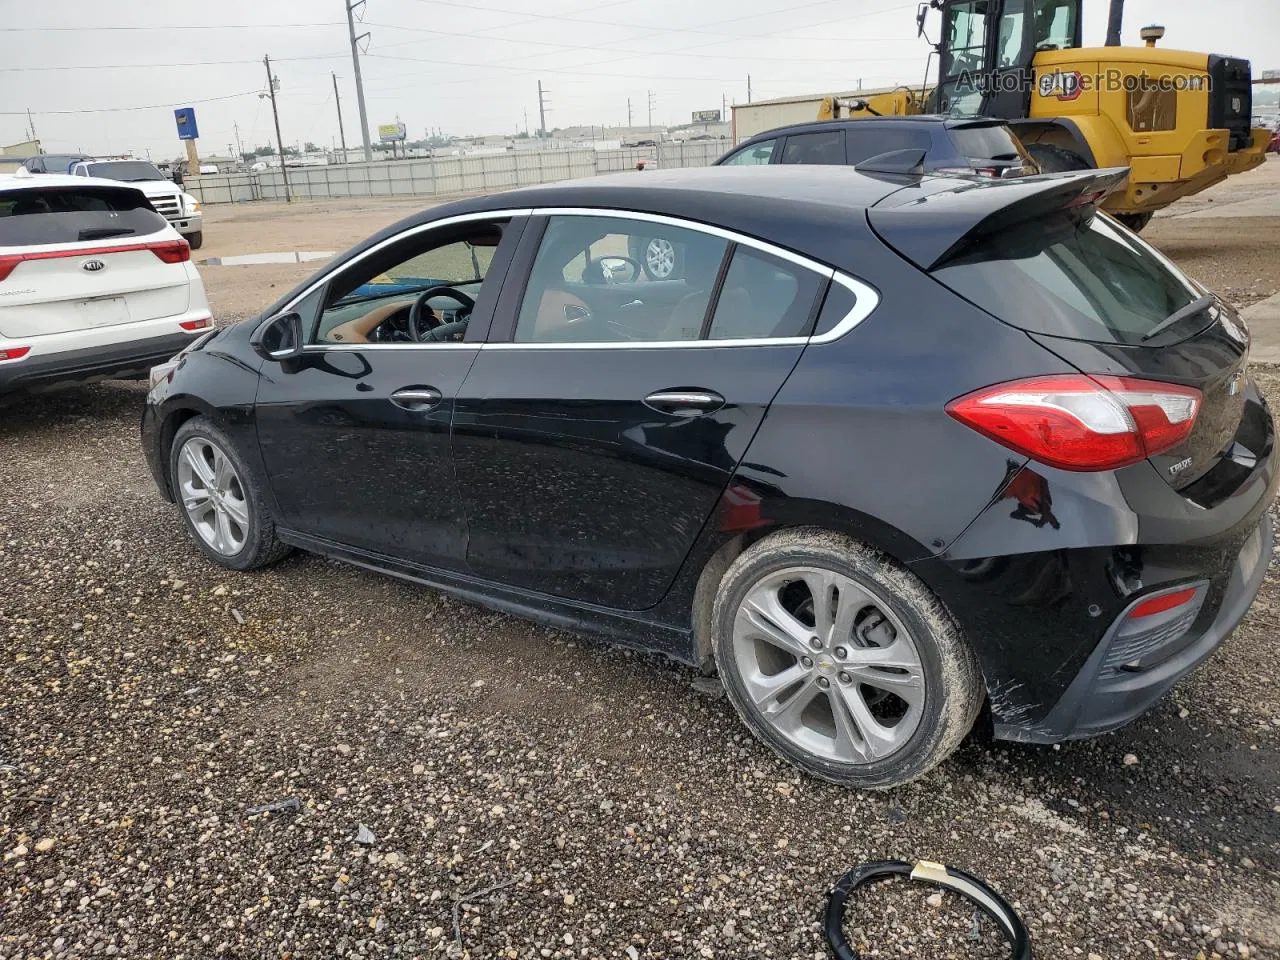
[643,388,725,417]
[390,386,443,411]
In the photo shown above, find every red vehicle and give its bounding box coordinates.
[1268,129,1280,154]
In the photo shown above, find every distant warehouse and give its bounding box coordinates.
[731,86,930,143]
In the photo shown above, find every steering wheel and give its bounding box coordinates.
[409,286,476,342]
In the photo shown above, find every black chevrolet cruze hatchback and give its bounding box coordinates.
[142,165,1275,788]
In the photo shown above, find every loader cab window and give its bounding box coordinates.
[939,1,991,115]
[996,0,1028,68]
[1032,0,1079,52]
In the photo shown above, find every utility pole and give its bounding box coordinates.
[627,97,632,129]
[537,80,550,138]
[233,122,244,161]
[747,75,752,104]
[332,72,348,163]
[25,108,37,142]
[647,90,655,132]
[263,55,292,203]
[345,0,373,162]
[721,92,727,122]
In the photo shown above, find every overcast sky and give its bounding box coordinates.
[1,0,1276,160]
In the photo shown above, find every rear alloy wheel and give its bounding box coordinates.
[170,416,291,571]
[712,530,983,788]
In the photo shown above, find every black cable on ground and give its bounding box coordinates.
[823,859,1032,960]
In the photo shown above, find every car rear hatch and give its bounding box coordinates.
[870,169,1261,502]
[0,184,191,339]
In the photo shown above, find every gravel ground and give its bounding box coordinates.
[2,169,1279,960]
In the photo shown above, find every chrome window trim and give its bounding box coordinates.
[271,208,533,346]
[530,206,832,274]
[301,342,477,352]
[275,205,881,353]
[493,207,880,349]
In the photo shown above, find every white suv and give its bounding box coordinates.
[0,173,212,395]
[69,158,204,249]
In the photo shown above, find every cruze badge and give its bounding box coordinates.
[1169,457,1194,478]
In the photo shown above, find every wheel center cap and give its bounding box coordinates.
[816,656,833,673]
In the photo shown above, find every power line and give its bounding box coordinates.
[0,89,264,116]
[0,52,350,72]
[0,22,346,32]
[362,21,908,61]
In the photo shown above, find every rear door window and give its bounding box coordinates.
[845,126,933,164]
[778,131,846,165]
[707,247,825,340]
[933,212,1207,344]
[0,187,168,246]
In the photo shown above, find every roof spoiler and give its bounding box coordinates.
[868,167,1130,270]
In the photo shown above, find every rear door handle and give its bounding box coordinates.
[390,386,443,411]
[643,388,725,417]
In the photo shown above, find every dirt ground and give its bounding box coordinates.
[2,163,1279,960]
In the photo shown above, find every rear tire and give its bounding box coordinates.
[169,416,292,571]
[1114,212,1153,232]
[711,529,983,789]
[1025,142,1090,173]
[186,231,204,250]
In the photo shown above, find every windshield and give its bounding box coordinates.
[933,212,1209,345]
[86,161,165,182]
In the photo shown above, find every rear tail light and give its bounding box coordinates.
[0,239,190,282]
[179,316,212,331]
[149,239,191,264]
[946,374,1201,471]
[0,346,31,362]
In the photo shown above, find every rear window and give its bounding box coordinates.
[933,212,1207,345]
[85,161,165,182]
[0,187,167,247]
[948,124,1026,161]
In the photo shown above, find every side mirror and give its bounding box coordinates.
[916,2,928,36]
[250,311,304,361]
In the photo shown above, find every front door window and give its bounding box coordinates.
[315,225,502,345]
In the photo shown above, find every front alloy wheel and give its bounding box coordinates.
[168,415,292,571]
[177,436,250,556]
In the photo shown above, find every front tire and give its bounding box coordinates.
[711,529,983,789]
[169,416,291,571]
[186,230,203,250]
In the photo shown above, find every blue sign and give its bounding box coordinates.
[174,108,199,141]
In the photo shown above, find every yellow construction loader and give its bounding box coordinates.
[818,0,1270,230]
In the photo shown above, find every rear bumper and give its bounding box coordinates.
[0,315,208,394]
[997,513,1274,743]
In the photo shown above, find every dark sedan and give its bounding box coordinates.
[142,166,1275,788]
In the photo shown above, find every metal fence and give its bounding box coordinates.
[185,141,727,205]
